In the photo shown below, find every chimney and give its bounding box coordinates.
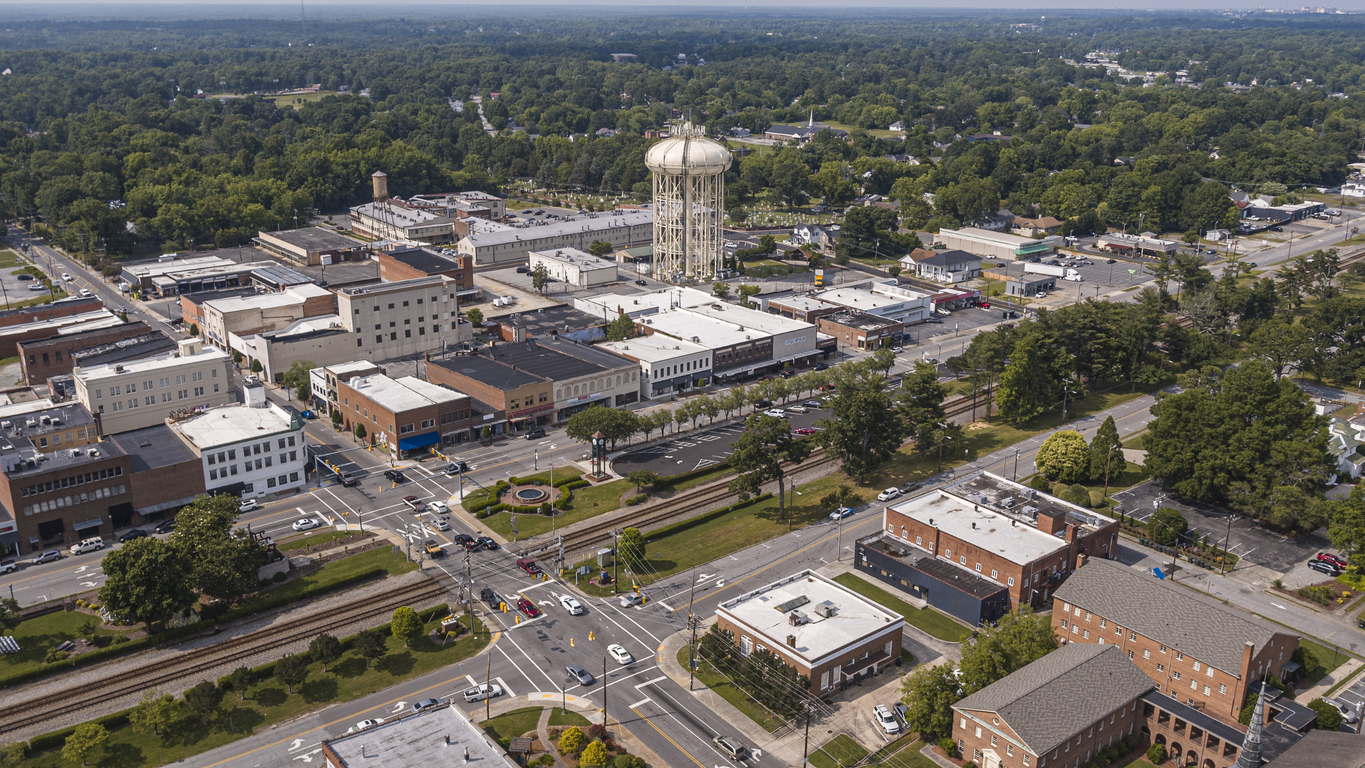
[1075,553,1087,571]
[372,171,388,201]
[1065,523,1077,543]
[1241,640,1255,679]
[1039,510,1066,536]
[786,634,797,647]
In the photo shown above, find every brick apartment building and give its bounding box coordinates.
[425,353,553,432]
[715,570,904,696]
[337,373,474,454]
[1051,557,1301,723]
[376,247,474,292]
[869,472,1120,614]
[17,320,155,384]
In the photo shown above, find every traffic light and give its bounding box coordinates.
[588,631,595,642]
[570,637,575,647]
[500,602,507,612]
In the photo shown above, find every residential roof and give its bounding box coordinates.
[1051,557,1289,676]
[1266,729,1365,768]
[917,249,981,267]
[717,569,903,664]
[107,424,200,472]
[954,644,1153,756]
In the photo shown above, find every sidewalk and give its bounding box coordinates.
[1297,658,1364,701]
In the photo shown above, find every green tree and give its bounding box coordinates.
[729,413,812,527]
[625,470,658,494]
[355,423,368,442]
[820,484,859,514]
[465,308,484,326]
[558,726,586,755]
[0,742,24,768]
[227,666,255,700]
[356,628,387,668]
[565,405,640,449]
[899,663,961,741]
[605,312,637,341]
[62,723,109,767]
[817,369,909,480]
[1149,507,1189,547]
[736,284,761,307]
[898,361,949,450]
[128,690,179,737]
[618,527,646,574]
[99,537,197,631]
[1308,698,1344,731]
[172,494,268,604]
[309,633,343,673]
[995,333,1065,426]
[188,322,199,337]
[588,240,613,257]
[274,653,310,694]
[580,741,610,768]
[1035,430,1089,483]
[183,680,225,725]
[0,597,21,633]
[281,359,316,400]
[1249,318,1312,380]
[713,282,731,299]
[390,606,424,648]
[249,359,263,374]
[1327,485,1365,568]
[1088,416,1127,484]
[531,263,550,294]
[957,608,1058,694]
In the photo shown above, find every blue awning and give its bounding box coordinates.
[398,431,440,451]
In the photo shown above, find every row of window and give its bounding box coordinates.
[22,483,127,516]
[903,528,1056,589]
[652,357,711,380]
[20,466,125,498]
[35,428,91,448]
[359,325,456,346]
[366,313,454,329]
[92,368,218,399]
[355,295,456,313]
[206,437,296,466]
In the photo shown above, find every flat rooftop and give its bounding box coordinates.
[383,248,464,274]
[530,247,616,269]
[339,275,454,298]
[0,402,96,438]
[862,533,1006,599]
[889,489,1071,565]
[940,227,1057,248]
[258,315,345,340]
[0,310,121,340]
[107,424,200,472]
[718,569,903,663]
[821,311,902,331]
[181,287,259,307]
[683,302,817,336]
[945,471,1110,532]
[123,256,238,279]
[74,334,178,368]
[352,201,452,227]
[0,434,127,478]
[486,337,631,381]
[430,354,544,391]
[600,334,709,363]
[323,704,515,768]
[347,373,465,412]
[203,283,333,314]
[769,294,834,313]
[463,210,652,248]
[813,287,916,311]
[250,263,316,288]
[260,227,366,251]
[75,345,229,381]
[170,402,298,450]
[325,360,382,377]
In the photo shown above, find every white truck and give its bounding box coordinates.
[1024,262,1081,280]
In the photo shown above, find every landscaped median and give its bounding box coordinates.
[461,467,629,541]
[9,606,487,768]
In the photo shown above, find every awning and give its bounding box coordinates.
[73,518,104,532]
[135,496,201,515]
[398,431,440,451]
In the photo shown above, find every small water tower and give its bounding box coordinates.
[644,123,731,282]
[371,170,388,201]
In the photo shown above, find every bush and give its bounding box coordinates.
[1065,484,1091,508]
[558,726,586,755]
[1028,476,1051,492]
[1146,744,1166,764]
[1308,699,1343,730]
[963,762,976,768]
[272,571,288,583]
[937,738,957,758]
[1088,489,1105,507]
[1052,482,1069,499]
[626,494,648,506]
[43,649,70,664]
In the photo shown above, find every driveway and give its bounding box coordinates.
[1112,480,1329,574]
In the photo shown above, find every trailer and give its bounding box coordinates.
[1023,262,1079,279]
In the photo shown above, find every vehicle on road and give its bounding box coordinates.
[423,539,444,558]
[757,398,773,409]
[27,283,45,291]
[517,557,543,575]
[153,519,176,534]
[428,501,449,515]
[0,561,17,574]
[566,663,595,685]
[516,597,540,618]
[118,529,148,542]
[764,408,786,418]
[619,592,643,608]
[79,288,92,298]
[1307,559,1341,576]
[481,588,501,610]
[873,704,903,734]
[339,473,358,487]
[403,495,423,511]
[559,595,587,615]
[463,684,503,703]
[608,644,633,664]
[713,736,747,760]
[445,461,470,474]
[1106,258,1117,264]
[61,273,72,282]
[70,537,104,555]
[454,533,475,549]
[890,345,903,353]
[922,357,938,365]
[32,550,62,565]
[347,719,385,734]
[924,316,943,324]
[793,427,817,436]
[299,410,316,420]
[524,427,546,440]
[900,481,922,493]
[238,499,260,513]
[384,470,407,483]
[477,536,498,550]
[516,266,529,273]
[830,506,853,521]
[877,487,901,502]
[430,517,451,532]
[1316,552,1348,569]
[411,698,443,712]
[292,518,322,532]
[813,363,829,371]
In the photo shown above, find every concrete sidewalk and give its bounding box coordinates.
[1295,658,1363,702]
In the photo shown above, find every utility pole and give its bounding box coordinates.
[1220,516,1233,576]
[603,654,608,730]
[687,567,699,691]
[1013,448,1021,482]
[485,652,492,721]
[801,704,813,766]
[611,529,621,594]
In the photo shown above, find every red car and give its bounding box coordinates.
[516,597,540,618]
[793,427,817,436]
[980,302,991,309]
[516,557,542,576]
[1317,553,1349,569]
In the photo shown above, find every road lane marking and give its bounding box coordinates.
[628,697,652,709]
[632,703,707,768]
[635,675,667,689]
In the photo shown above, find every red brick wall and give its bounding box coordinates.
[955,700,1142,768]
[376,252,473,290]
[18,322,152,384]
[714,614,901,694]
[426,361,550,421]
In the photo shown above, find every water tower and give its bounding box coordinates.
[644,123,731,282]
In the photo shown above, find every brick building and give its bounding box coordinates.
[0,430,133,552]
[714,569,903,696]
[106,424,207,526]
[17,321,155,384]
[0,297,103,331]
[766,294,842,324]
[0,301,117,358]
[375,248,474,292]
[816,311,904,350]
[870,472,1120,614]
[309,360,384,417]
[254,227,371,267]
[425,353,551,434]
[1051,557,1300,723]
[337,373,473,454]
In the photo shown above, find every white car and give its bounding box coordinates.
[347,718,385,734]
[1035,291,1047,299]
[829,506,854,521]
[877,488,901,502]
[873,704,902,735]
[764,409,787,419]
[462,683,503,703]
[61,273,73,282]
[238,499,260,513]
[428,501,449,515]
[69,537,104,555]
[79,288,92,297]
[430,518,451,532]
[608,643,634,665]
[559,595,587,615]
[292,518,322,532]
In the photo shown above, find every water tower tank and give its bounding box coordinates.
[644,123,732,282]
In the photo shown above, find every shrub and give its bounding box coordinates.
[626,494,648,506]
[1065,484,1091,508]
[587,723,608,741]
[1088,489,1105,507]
[1146,744,1166,764]
[613,756,645,768]
[558,726,586,755]
[1028,476,1051,492]
[44,649,70,664]
[1308,699,1343,730]
[937,738,957,758]
[963,762,976,768]
[272,571,288,583]
[1052,482,1069,499]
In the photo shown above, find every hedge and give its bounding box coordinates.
[27,711,130,753]
[654,460,730,491]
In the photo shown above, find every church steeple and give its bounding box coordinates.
[1235,682,1269,768]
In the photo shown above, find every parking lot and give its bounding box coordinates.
[1112,480,1330,574]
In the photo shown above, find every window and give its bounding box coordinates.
[740,637,753,657]
[194,386,204,396]
[111,385,121,396]
[1192,661,1201,671]
[1175,652,1184,661]
[176,374,186,385]
[1190,679,1198,690]
[916,536,922,545]
[1127,650,1134,660]
[975,563,981,572]
[960,718,967,730]
[1007,745,1014,757]
[975,727,982,739]
[1085,612,1092,621]
[193,371,203,382]
[1008,577,1015,586]
[991,735,997,747]
[210,469,218,481]
[1206,667,1214,677]
[160,377,170,388]
[1143,649,1150,659]
[94,389,102,399]
[212,368,218,379]
[1156,664,1165,672]
[960,556,966,565]
[1159,645,1167,654]
[1023,755,1030,766]
[1100,619,1106,628]
[1172,671,1181,681]
[1129,631,1137,641]
[1218,684,1227,695]
[991,569,997,579]
[1083,630,1089,639]
[1062,620,1069,629]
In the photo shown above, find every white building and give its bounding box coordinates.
[528,248,619,287]
[73,338,233,435]
[456,210,652,266]
[348,201,455,244]
[168,382,307,499]
[198,283,335,350]
[812,280,932,324]
[600,334,712,400]
[935,227,1058,261]
[334,276,472,362]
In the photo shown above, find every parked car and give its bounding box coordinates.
[31,550,62,565]
[900,481,922,493]
[877,487,901,502]
[384,469,407,483]
[1316,552,1349,569]
[1035,291,1047,299]
[787,405,808,414]
[635,279,648,286]
[61,273,72,282]
[1321,697,1359,724]
[299,410,316,420]
[70,537,104,555]
[411,698,444,712]
[481,588,501,610]
[516,266,530,274]
[608,644,634,665]
[757,399,773,409]
[27,283,45,291]
[559,595,587,615]
[79,288,92,298]
[873,704,903,735]
[0,561,17,574]
[764,409,786,419]
[812,363,829,371]
[517,557,543,575]
[516,597,540,618]
[566,664,595,686]
[117,529,148,543]
[463,684,503,703]
[1307,559,1341,576]
[238,498,260,513]
[924,317,943,324]
[890,345,903,353]
[15,273,31,281]
[1106,258,1117,264]
[292,518,322,532]
[830,506,854,521]
[713,736,747,761]
[524,428,547,440]
[793,427,817,436]
[804,400,822,408]
[153,519,176,534]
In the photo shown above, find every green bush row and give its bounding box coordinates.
[625,494,649,506]
[27,711,130,753]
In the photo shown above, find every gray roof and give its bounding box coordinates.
[107,424,199,472]
[1266,729,1364,768]
[954,644,1153,756]
[1052,558,1290,676]
[918,249,980,267]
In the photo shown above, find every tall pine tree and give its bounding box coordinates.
[1088,415,1127,483]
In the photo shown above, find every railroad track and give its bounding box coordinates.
[0,578,447,733]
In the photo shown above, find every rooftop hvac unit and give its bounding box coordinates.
[40,415,50,425]
[1021,505,1040,519]
[1001,496,1016,509]
[24,420,36,428]
[1024,488,1038,499]
[0,421,10,430]
[89,450,99,457]
[813,601,836,618]
[969,493,988,505]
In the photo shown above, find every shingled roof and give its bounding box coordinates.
[1052,558,1292,676]
[954,644,1153,756]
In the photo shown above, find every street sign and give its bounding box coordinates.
[1127,269,1137,275]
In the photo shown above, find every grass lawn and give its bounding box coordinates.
[1120,758,1161,768]
[867,739,937,768]
[675,645,786,732]
[832,573,973,643]
[0,609,138,680]
[276,530,363,552]
[1121,431,1147,450]
[810,734,868,768]
[659,462,733,494]
[262,91,339,108]
[468,467,630,541]
[19,612,487,767]
[547,708,591,727]
[1298,638,1348,691]
[480,707,543,749]
[230,547,415,615]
